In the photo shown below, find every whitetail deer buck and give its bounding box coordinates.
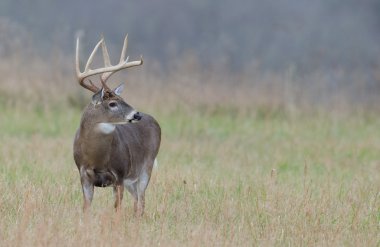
[73,35,161,216]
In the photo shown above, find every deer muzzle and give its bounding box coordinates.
[126,110,142,123]
[132,112,142,121]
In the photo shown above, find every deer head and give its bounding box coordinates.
[75,35,143,133]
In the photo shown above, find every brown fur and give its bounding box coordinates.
[73,92,161,214]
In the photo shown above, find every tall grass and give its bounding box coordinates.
[0,103,379,246]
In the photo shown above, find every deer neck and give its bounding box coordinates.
[80,120,115,138]
[78,118,116,167]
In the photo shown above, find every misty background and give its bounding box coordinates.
[1,0,380,112]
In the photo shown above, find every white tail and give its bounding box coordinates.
[153,158,159,169]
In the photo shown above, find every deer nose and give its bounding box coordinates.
[133,112,142,121]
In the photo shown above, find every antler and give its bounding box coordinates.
[75,35,143,93]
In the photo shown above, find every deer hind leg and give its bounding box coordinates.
[124,169,151,216]
[135,170,151,216]
[125,181,145,216]
[124,180,138,214]
[113,185,124,211]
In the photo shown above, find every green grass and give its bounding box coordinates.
[0,105,379,246]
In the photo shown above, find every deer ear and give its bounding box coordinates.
[92,88,104,105]
[113,83,125,96]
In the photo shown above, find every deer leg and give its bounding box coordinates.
[80,167,94,211]
[136,171,151,216]
[125,183,138,213]
[81,177,94,211]
[136,193,145,217]
[113,185,124,211]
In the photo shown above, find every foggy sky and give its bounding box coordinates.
[0,0,379,73]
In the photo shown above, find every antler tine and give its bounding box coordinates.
[119,34,128,64]
[101,38,112,67]
[100,39,112,91]
[75,37,80,77]
[76,37,101,93]
[84,38,104,72]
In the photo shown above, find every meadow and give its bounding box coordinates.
[0,56,379,246]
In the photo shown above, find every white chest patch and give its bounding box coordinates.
[96,123,116,134]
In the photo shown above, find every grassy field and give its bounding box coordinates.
[0,98,379,246]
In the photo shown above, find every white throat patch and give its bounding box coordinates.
[96,123,116,134]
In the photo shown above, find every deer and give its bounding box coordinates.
[73,35,161,216]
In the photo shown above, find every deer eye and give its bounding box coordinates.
[109,102,117,108]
